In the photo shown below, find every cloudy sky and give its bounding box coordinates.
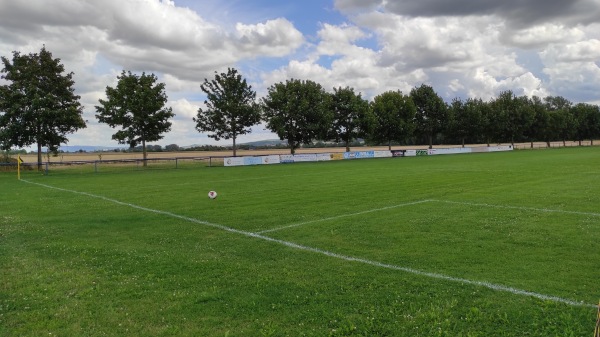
[1,0,600,148]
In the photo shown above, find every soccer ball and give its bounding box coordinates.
[208,191,218,199]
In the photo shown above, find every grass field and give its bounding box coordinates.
[2,147,600,336]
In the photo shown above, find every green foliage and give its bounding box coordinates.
[571,103,600,144]
[262,79,332,154]
[0,46,85,166]
[448,98,485,146]
[526,96,551,147]
[95,71,174,163]
[164,144,180,152]
[370,90,416,149]
[328,86,374,152]
[491,91,535,145]
[195,68,261,156]
[410,84,448,148]
[1,148,599,336]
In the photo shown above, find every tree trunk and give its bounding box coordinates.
[530,141,533,149]
[591,139,594,146]
[345,141,350,153]
[233,136,237,157]
[578,140,582,146]
[428,134,433,149]
[37,142,43,171]
[142,139,147,167]
[388,140,391,151]
[546,140,550,148]
[461,138,465,148]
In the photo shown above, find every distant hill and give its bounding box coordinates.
[240,139,288,147]
[57,145,126,152]
[56,139,288,152]
[181,139,287,149]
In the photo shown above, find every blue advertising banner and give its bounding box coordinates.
[243,157,263,165]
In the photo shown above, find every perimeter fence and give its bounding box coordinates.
[1,156,225,175]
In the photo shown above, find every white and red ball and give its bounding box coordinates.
[208,191,218,199]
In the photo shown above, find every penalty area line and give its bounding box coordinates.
[257,199,434,234]
[431,199,600,217]
[21,179,597,309]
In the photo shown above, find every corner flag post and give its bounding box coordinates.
[595,300,600,337]
[17,155,23,180]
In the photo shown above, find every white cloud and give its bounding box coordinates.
[236,18,304,57]
[502,24,585,48]
[542,39,600,63]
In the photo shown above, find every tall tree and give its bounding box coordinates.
[370,90,416,150]
[548,109,575,146]
[194,68,261,157]
[95,71,174,166]
[545,96,574,146]
[479,100,499,146]
[0,46,85,168]
[448,98,484,147]
[491,91,534,146]
[571,103,600,146]
[262,79,332,154]
[526,96,551,148]
[410,84,448,149]
[329,86,374,152]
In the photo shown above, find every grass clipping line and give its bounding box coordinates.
[21,179,598,309]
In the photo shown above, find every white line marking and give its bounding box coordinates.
[21,179,597,308]
[432,199,600,217]
[258,200,433,234]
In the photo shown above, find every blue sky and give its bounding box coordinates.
[1,0,599,148]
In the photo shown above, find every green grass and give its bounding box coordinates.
[2,147,600,336]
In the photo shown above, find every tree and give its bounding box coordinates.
[95,71,174,166]
[491,91,534,146]
[544,96,573,146]
[262,79,332,154]
[0,46,86,169]
[410,84,448,149]
[448,98,484,147]
[548,109,575,146]
[526,96,551,148]
[571,103,600,146]
[329,86,374,152]
[194,68,261,157]
[478,100,499,146]
[370,91,416,150]
[165,144,180,152]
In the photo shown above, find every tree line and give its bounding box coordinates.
[2,47,600,167]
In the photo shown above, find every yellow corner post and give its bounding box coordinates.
[595,300,600,337]
[17,154,23,180]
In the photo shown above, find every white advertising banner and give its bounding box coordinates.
[429,148,472,155]
[293,154,318,162]
[471,147,489,153]
[280,155,294,163]
[374,150,392,158]
[487,145,513,152]
[243,157,263,165]
[224,157,245,167]
[316,153,332,161]
[261,155,281,165]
